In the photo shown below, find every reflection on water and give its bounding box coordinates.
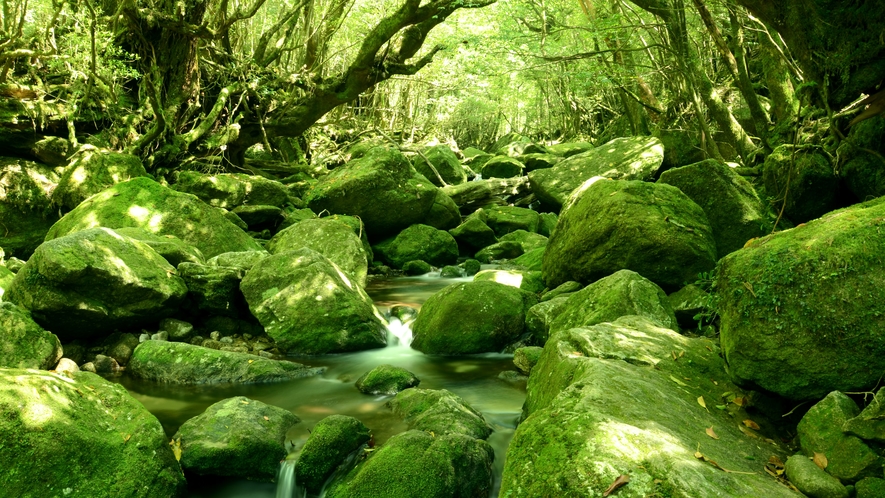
[116,271,523,498]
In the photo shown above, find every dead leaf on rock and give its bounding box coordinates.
[742,419,760,430]
[705,426,719,440]
[698,396,709,412]
[733,396,748,407]
[170,438,182,461]
[263,416,270,421]
[813,452,828,470]
[602,474,629,497]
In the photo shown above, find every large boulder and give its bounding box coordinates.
[113,227,205,267]
[177,262,244,318]
[355,364,420,395]
[484,206,539,236]
[0,158,59,259]
[240,248,387,354]
[373,224,458,269]
[413,145,466,187]
[7,228,188,340]
[763,145,838,224]
[45,177,264,258]
[172,171,290,209]
[543,178,717,291]
[658,159,777,257]
[547,270,678,336]
[52,147,148,212]
[305,146,439,238]
[173,396,299,481]
[267,218,369,287]
[481,155,524,179]
[411,281,538,354]
[448,215,498,252]
[294,415,371,494]
[500,316,797,498]
[0,302,62,369]
[529,136,664,210]
[0,368,186,497]
[325,430,494,498]
[716,197,885,400]
[127,340,323,384]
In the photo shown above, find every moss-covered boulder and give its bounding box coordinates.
[529,136,664,210]
[0,264,14,298]
[413,145,466,187]
[0,158,60,259]
[240,248,387,354]
[547,270,678,338]
[174,396,298,481]
[474,240,523,262]
[448,216,498,251]
[763,145,838,224]
[543,178,716,291]
[481,155,524,179]
[843,387,885,443]
[294,415,371,494]
[484,205,539,236]
[524,296,570,344]
[231,204,281,227]
[513,346,543,375]
[716,197,885,400]
[305,146,439,238]
[389,388,493,439]
[128,340,323,384]
[402,259,432,275]
[207,250,269,272]
[325,430,494,498]
[7,228,188,340]
[113,227,205,266]
[267,218,369,287]
[177,262,244,317]
[667,283,710,329]
[373,224,458,269]
[0,302,62,369]
[784,454,849,498]
[52,147,148,212]
[797,392,883,482]
[0,368,186,497]
[857,477,885,498]
[45,177,264,258]
[518,153,562,172]
[658,159,777,257]
[173,171,245,208]
[355,364,420,395]
[411,280,538,354]
[424,189,462,231]
[546,142,594,158]
[500,316,797,498]
[537,212,557,237]
[509,246,545,271]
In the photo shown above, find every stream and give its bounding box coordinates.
[113,272,526,497]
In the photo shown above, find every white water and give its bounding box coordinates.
[275,459,305,498]
[385,317,414,347]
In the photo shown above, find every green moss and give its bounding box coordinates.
[388,388,492,439]
[295,415,371,493]
[355,364,420,395]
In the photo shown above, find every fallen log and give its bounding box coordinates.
[440,176,532,211]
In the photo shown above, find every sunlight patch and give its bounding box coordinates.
[128,205,151,222]
[23,402,54,426]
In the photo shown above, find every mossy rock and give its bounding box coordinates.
[543,178,716,291]
[173,171,246,208]
[518,153,562,172]
[540,280,582,302]
[240,248,387,354]
[524,296,570,345]
[295,415,371,493]
[513,346,543,375]
[448,216,498,251]
[388,388,493,439]
[0,158,60,259]
[52,147,148,212]
[481,155,524,179]
[716,196,885,399]
[500,316,796,498]
[423,189,462,231]
[547,270,677,338]
[356,364,420,395]
[7,227,188,340]
[174,396,299,481]
[267,218,369,287]
[797,392,883,482]
[763,145,838,224]
[667,283,710,329]
[784,454,849,498]
[528,136,664,210]
[402,260,433,275]
[128,340,323,384]
[484,206,539,236]
[373,224,458,269]
[45,177,264,258]
[305,146,438,238]
[177,262,244,317]
[856,477,885,498]
[658,159,777,257]
[113,227,205,267]
[545,142,594,158]
[206,250,269,273]
[0,369,186,497]
[325,430,493,498]
[474,269,544,294]
[0,302,62,369]
[509,246,545,271]
[537,212,558,237]
[474,240,523,262]
[411,280,538,354]
[413,145,466,187]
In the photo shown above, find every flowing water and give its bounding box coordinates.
[116,272,526,497]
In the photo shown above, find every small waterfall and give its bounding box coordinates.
[385,317,414,348]
[275,459,305,498]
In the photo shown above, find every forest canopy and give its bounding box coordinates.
[0,0,883,173]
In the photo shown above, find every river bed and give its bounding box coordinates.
[115,272,526,497]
